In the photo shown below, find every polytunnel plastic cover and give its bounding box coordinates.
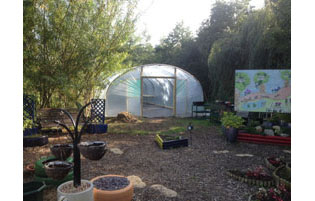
[98,64,204,117]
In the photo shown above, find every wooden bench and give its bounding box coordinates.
[192,101,211,119]
[37,108,80,129]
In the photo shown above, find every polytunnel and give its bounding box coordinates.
[98,64,204,118]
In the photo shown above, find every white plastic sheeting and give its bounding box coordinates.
[99,64,204,117]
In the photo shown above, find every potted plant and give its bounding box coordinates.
[91,175,133,201]
[51,144,73,160]
[221,112,245,142]
[42,101,111,201]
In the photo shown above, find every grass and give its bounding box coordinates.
[107,117,219,136]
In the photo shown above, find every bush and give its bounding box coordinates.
[221,112,245,129]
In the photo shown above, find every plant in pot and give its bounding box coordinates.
[221,112,245,143]
[43,101,107,201]
[46,101,133,201]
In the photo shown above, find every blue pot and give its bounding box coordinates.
[23,128,38,136]
[225,127,238,143]
[86,124,108,134]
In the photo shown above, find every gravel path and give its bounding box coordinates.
[23,118,290,201]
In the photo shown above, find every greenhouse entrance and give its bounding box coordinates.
[142,78,175,118]
[103,64,204,117]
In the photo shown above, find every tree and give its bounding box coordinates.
[23,0,139,108]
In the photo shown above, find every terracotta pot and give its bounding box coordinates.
[78,141,107,160]
[51,144,73,160]
[91,175,133,201]
[44,161,73,180]
[26,164,35,173]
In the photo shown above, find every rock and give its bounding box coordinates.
[235,154,254,157]
[272,126,281,131]
[264,129,274,136]
[109,148,123,155]
[117,112,138,123]
[213,150,229,154]
[283,150,291,154]
[127,175,146,188]
[255,126,263,132]
[150,184,177,197]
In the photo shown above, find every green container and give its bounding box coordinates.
[23,181,46,201]
[34,171,74,186]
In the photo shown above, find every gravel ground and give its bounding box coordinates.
[23,118,291,201]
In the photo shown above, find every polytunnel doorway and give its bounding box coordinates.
[102,64,204,118]
[142,78,175,118]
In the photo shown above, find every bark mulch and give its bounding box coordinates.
[23,118,291,201]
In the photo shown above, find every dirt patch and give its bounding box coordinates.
[23,118,291,201]
[116,112,138,123]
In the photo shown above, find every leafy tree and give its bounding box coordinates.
[23,0,139,108]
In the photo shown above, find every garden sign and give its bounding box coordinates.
[234,69,291,113]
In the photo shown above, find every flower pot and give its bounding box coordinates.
[91,175,134,201]
[44,161,73,180]
[57,180,94,201]
[78,141,107,160]
[51,144,73,161]
[225,127,238,143]
[86,124,108,134]
[26,164,35,173]
[35,156,73,177]
[24,181,46,201]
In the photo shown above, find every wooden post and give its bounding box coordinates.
[173,67,177,117]
[140,66,143,117]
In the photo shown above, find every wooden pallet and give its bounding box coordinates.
[237,133,291,146]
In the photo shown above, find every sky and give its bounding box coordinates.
[136,0,265,46]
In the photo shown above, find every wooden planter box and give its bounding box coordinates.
[237,133,291,146]
[155,134,188,149]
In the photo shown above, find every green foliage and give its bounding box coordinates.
[23,111,37,131]
[221,112,245,128]
[23,0,139,108]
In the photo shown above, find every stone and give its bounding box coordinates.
[109,148,123,155]
[127,175,146,188]
[255,126,263,132]
[213,150,229,154]
[264,129,274,136]
[283,150,291,154]
[272,125,281,131]
[150,184,177,197]
[235,154,254,157]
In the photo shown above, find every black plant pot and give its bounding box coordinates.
[225,127,238,143]
[50,144,73,160]
[44,161,73,180]
[78,141,107,160]
[23,136,48,147]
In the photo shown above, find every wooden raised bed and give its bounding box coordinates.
[155,134,188,149]
[237,133,291,146]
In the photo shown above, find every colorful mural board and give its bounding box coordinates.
[234,70,291,113]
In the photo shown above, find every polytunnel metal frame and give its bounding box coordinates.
[104,64,204,117]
